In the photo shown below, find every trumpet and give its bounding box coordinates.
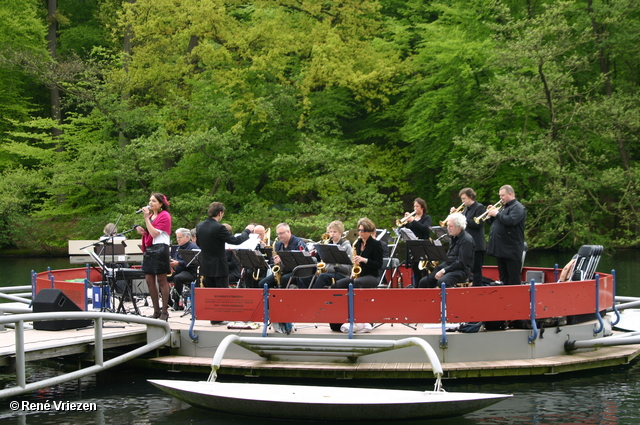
[474,200,503,224]
[263,227,271,246]
[439,203,466,226]
[396,210,417,227]
[320,232,331,244]
[350,238,362,280]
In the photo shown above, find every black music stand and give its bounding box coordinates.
[430,226,449,244]
[234,249,269,288]
[174,249,200,316]
[178,249,200,268]
[314,244,352,266]
[278,251,318,288]
[406,240,448,264]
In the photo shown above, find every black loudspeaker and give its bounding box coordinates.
[33,289,92,331]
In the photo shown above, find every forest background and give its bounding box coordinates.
[0,0,639,255]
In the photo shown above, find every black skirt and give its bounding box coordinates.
[141,244,171,275]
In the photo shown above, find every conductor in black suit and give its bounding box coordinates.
[196,202,255,288]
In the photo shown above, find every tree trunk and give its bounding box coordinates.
[47,0,62,139]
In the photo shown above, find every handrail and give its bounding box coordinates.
[0,311,171,399]
[440,282,447,349]
[593,274,605,335]
[528,279,538,343]
[208,335,445,391]
[610,269,621,325]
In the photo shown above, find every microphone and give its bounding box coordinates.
[135,206,148,214]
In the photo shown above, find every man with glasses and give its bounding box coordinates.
[258,223,310,288]
[168,228,199,310]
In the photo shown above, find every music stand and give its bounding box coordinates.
[178,249,200,268]
[278,251,317,288]
[234,249,269,288]
[430,226,449,244]
[406,240,448,264]
[314,244,352,266]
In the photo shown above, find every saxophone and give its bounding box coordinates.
[271,245,282,287]
[350,237,362,280]
[316,232,330,274]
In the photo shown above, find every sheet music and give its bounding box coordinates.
[226,233,260,250]
[399,228,417,241]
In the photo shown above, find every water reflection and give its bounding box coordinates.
[2,361,640,424]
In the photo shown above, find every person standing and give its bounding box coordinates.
[454,188,486,286]
[196,202,254,288]
[402,198,432,285]
[136,193,172,321]
[486,185,527,286]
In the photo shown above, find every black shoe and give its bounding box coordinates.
[405,284,415,289]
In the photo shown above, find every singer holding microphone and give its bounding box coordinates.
[136,193,172,321]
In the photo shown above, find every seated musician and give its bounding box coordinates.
[258,223,310,288]
[242,224,268,288]
[168,228,199,309]
[417,212,475,288]
[311,220,352,288]
[333,218,383,289]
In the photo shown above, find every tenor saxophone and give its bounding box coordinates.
[316,232,330,274]
[350,238,362,280]
[271,245,282,287]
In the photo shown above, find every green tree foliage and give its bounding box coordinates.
[0,0,639,253]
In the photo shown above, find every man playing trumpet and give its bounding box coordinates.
[486,185,527,286]
[417,212,475,288]
[453,188,486,286]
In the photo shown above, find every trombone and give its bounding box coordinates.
[396,210,417,227]
[439,203,466,226]
[474,200,503,224]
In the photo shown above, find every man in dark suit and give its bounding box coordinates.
[418,212,475,288]
[486,185,527,285]
[455,188,486,286]
[195,202,255,288]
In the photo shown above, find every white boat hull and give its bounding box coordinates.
[148,380,511,420]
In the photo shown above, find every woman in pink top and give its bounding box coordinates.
[136,193,172,320]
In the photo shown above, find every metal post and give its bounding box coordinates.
[439,282,447,349]
[94,317,103,366]
[15,320,25,389]
[528,279,538,343]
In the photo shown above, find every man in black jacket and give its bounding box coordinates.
[196,202,254,288]
[418,212,475,288]
[486,185,527,285]
[455,188,486,286]
[168,228,199,309]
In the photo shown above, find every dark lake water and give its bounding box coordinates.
[1,251,640,424]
